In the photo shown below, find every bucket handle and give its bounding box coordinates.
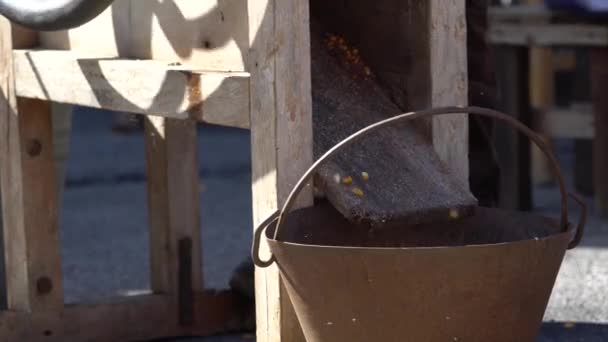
[252,106,587,268]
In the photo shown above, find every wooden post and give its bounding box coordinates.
[494,45,533,211]
[590,48,608,218]
[526,0,556,187]
[430,0,469,184]
[0,18,63,312]
[144,117,203,303]
[248,0,313,341]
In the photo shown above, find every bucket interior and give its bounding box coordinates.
[270,202,567,248]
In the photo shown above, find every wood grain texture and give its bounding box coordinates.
[248,0,312,340]
[39,0,249,71]
[13,50,250,128]
[429,0,469,184]
[0,292,237,341]
[144,117,203,296]
[130,0,249,71]
[489,23,608,47]
[39,0,131,56]
[310,23,476,225]
[0,19,63,312]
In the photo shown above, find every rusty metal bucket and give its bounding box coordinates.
[252,106,587,342]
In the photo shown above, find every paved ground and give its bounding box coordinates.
[56,108,607,341]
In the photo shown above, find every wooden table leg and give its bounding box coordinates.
[494,45,533,211]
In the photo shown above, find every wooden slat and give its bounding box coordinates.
[525,0,555,186]
[13,50,250,128]
[0,19,63,313]
[144,117,203,297]
[248,0,313,341]
[0,292,236,341]
[494,46,533,211]
[39,1,249,72]
[488,4,553,23]
[430,0,469,184]
[39,0,132,57]
[129,0,248,71]
[488,23,608,47]
[545,106,594,139]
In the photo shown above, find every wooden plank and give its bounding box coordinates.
[144,117,202,297]
[39,0,132,57]
[308,1,474,223]
[248,0,312,341]
[493,46,533,211]
[488,23,608,47]
[39,1,248,72]
[545,106,594,139]
[0,292,236,341]
[309,25,476,225]
[13,50,250,128]
[590,48,608,218]
[0,18,64,313]
[488,4,554,23]
[129,0,248,71]
[525,0,556,186]
[429,0,469,184]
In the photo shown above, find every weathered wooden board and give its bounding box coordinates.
[0,19,64,313]
[13,50,250,128]
[39,0,249,71]
[248,0,312,341]
[310,21,476,225]
[0,292,238,341]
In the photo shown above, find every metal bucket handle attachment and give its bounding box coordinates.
[252,106,587,267]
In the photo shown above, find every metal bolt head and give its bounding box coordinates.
[26,139,42,157]
[36,276,53,295]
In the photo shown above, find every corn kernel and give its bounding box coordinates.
[333,173,341,184]
[352,188,364,197]
[342,176,353,185]
[449,208,459,220]
[361,172,369,181]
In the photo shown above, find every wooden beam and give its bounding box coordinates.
[488,4,553,23]
[545,105,594,139]
[39,1,249,72]
[429,0,469,184]
[248,0,313,341]
[488,23,608,47]
[0,292,237,341]
[13,50,250,128]
[0,19,63,313]
[144,117,203,301]
[590,48,608,218]
[494,46,533,211]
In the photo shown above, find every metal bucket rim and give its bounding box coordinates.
[264,220,575,252]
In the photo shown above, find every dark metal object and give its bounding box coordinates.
[36,276,53,295]
[0,0,115,31]
[252,106,586,342]
[178,237,194,326]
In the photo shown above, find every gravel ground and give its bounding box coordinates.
[57,108,607,341]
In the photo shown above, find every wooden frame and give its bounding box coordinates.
[0,14,241,342]
[488,3,608,216]
[0,0,470,341]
